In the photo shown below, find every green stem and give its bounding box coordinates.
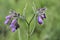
[18,29,21,40]
[28,14,35,40]
[28,24,30,40]
[25,19,29,25]
[29,14,35,24]
[30,15,36,36]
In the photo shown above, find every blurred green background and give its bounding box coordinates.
[0,0,60,40]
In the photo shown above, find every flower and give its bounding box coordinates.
[4,15,12,24]
[37,8,47,24]
[11,19,17,25]
[37,16,43,24]
[10,24,15,28]
[5,15,11,19]
[10,19,19,32]
[4,19,10,24]
[4,10,20,32]
[10,23,16,32]
[43,14,46,18]
[10,23,19,32]
[11,27,16,32]
[41,14,46,19]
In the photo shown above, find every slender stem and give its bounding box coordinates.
[30,1,37,36]
[30,15,36,36]
[18,29,21,40]
[29,14,35,24]
[25,14,35,40]
[27,2,36,40]
[23,3,27,17]
[28,24,30,40]
[18,2,36,40]
[28,14,35,40]
[25,19,29,25]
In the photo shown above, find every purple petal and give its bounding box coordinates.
[11,28,16,32]
[10,24,15,28]
[41,14,46,18]
[11,19,17,25]
[38,16,43,24]
[4,19,10,24]
[5,15,11,19]
[43,14,46,18]
[41,14,44,19]
[44,14,46,18]
[41,14,46,19]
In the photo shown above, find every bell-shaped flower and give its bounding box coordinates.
[37,16,43,24]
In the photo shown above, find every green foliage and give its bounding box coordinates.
[0,0,60,40]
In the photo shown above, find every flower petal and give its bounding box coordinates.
[11,28,16,32]
[11,19,17,25]
[38,16,43,24]
[4,19,10,24]
[5,15,11,19]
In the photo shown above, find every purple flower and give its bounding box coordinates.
[41,14,46,19]
[11,28,16,32]
[41,15,44,19]
[4,10,20,32]
[38,16,43,24]
[43,14,46,18]
[10,24,15,28]
[10,19,18,32]
[4,19,10,24]
[11,19,17,25]
[41,14,46,20]
[5,15,11,19]
[10,24,16,32]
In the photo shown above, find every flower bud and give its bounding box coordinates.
[4,19,10,24]
[10,24,15,28]
[38,16,43,24]
[10,24,16,32]
[11,28,16,32]
[11,19,17,25]
[43,14,46,18]
[41,14,46,19]
[5,15,11,19]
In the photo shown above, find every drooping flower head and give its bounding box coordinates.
[4,10,20,32]
[37,8,47,24]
